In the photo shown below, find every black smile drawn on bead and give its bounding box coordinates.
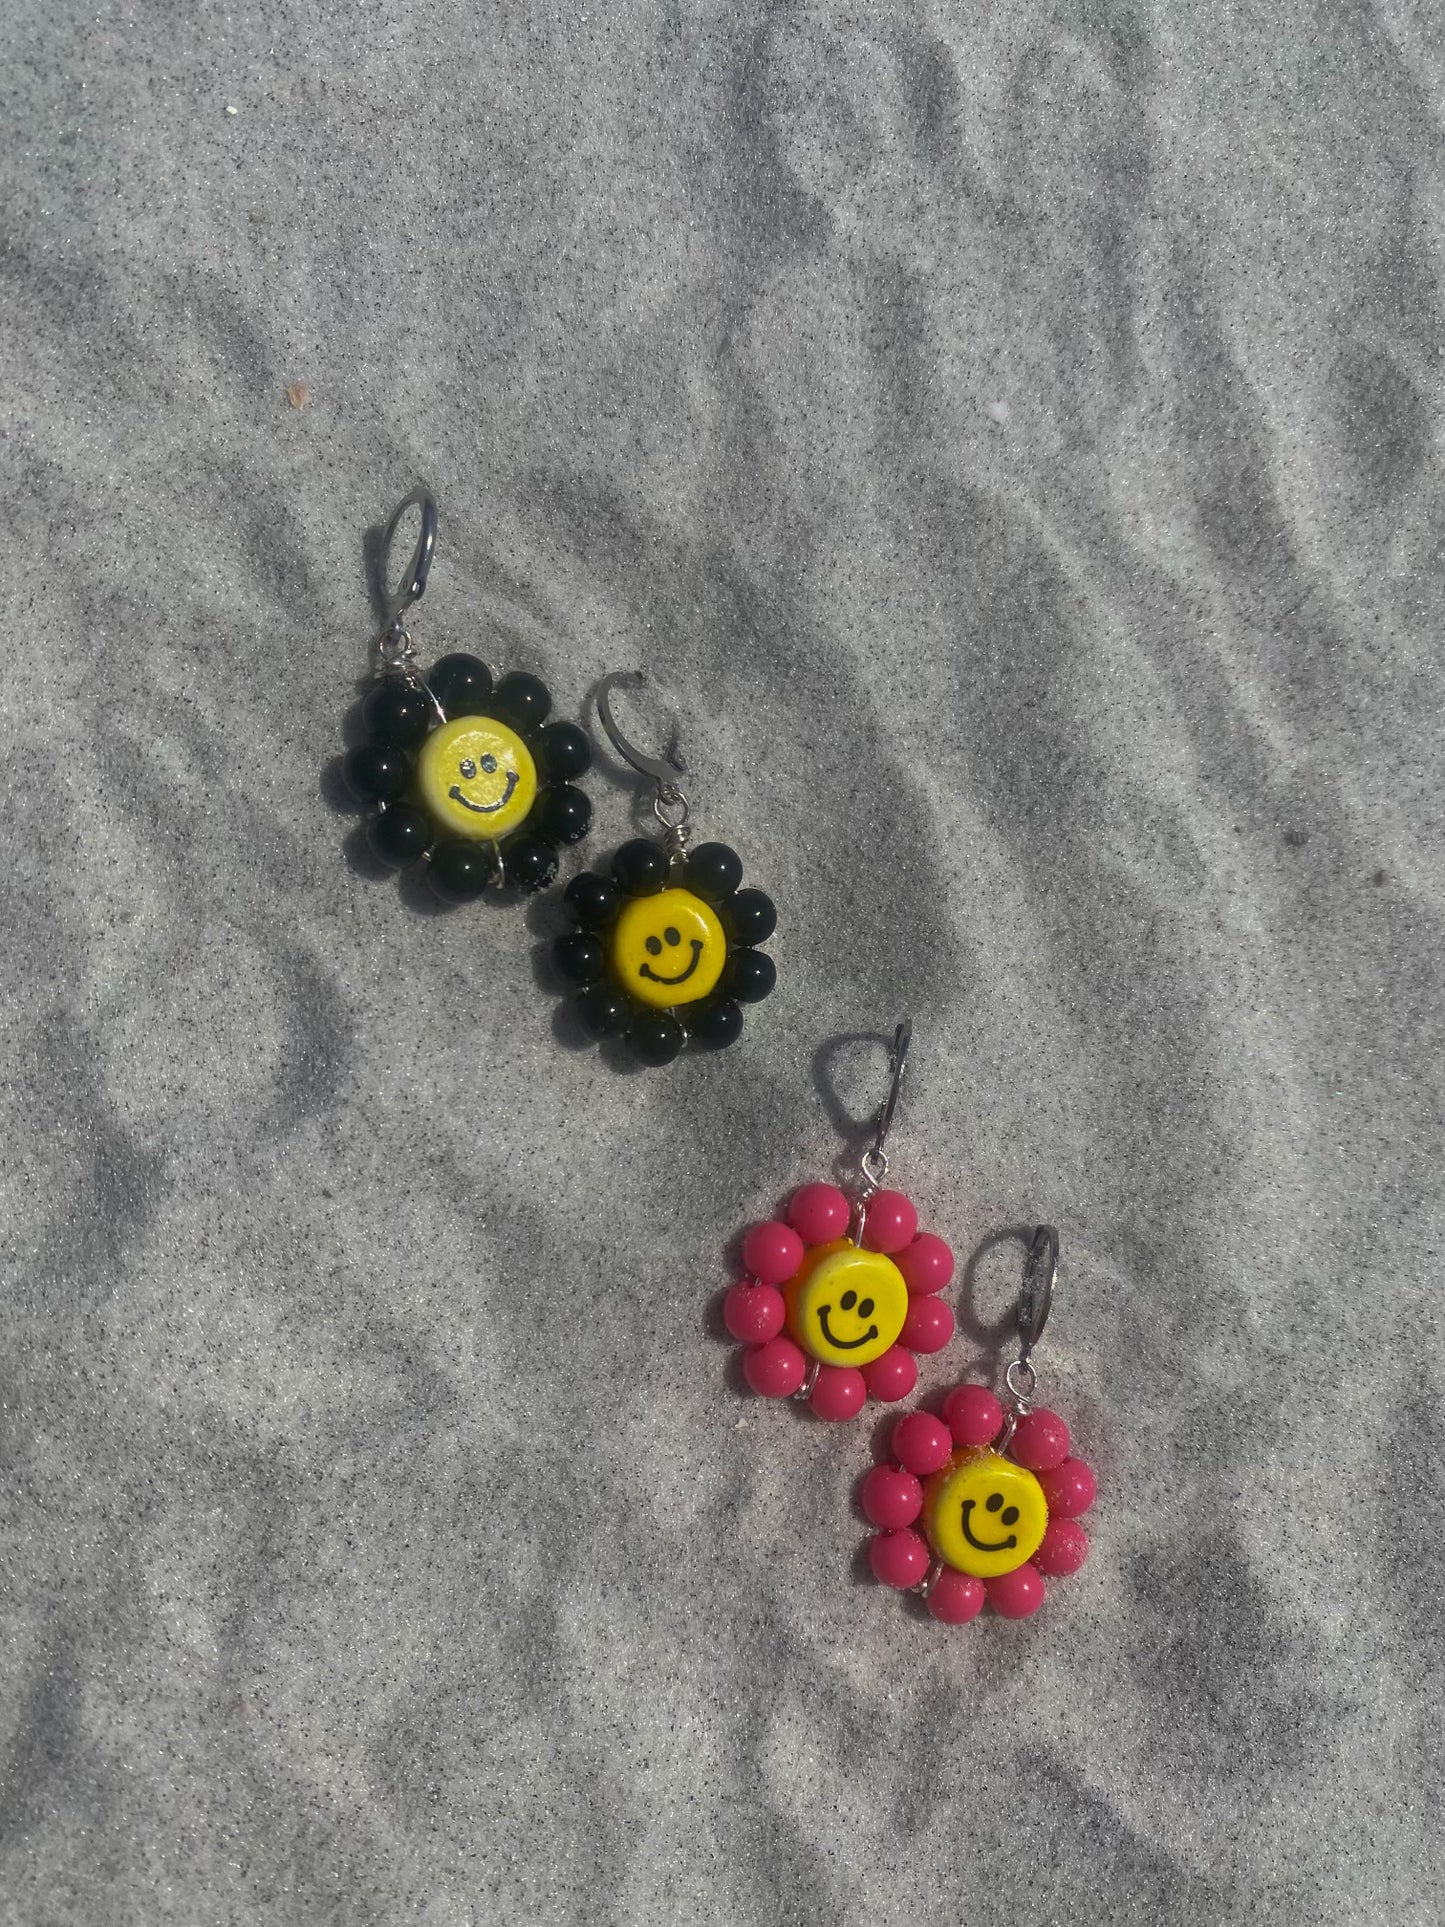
[960,1499,1018,1553]
[449,771,519,814]
[639,939,703,986]
[817,1307,879,1350]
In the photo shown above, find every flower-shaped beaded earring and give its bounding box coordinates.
[722,1022,958,1421]
[861,1226,1098,1625]
[551,672,778,1067]
[342,489,594,899]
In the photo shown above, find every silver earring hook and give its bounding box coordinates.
[1002,1224,1059,1414]
[852,1021,913,1240]
[596,671,687,784]
[381,487,437,628]
[372,488,444,721]
[596,670,691,856]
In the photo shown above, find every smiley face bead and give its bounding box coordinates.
[552,841,777,1066]
[612,887,727,1009]
[782,1242,909,1368]
[923,1450,1048,1579]
[724,1184,957,1422]
[415,716,538,841]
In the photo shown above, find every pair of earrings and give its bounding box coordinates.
[722,1023,1098,1627]
[339,489,778,1066]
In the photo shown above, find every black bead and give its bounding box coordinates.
[538,720,592,782]
[722,887,777,947]
[428,837,497,903]
[367,802,432,867]
[504,836,559,893]
[534,784,592,846]
[725,948,776,1003]
[629,1009,686,1066]
[362,678,433,748]
[428,652,493,719]
[343,742,410,806]
[688,996,743,1049]
[565,871,621,929]
[490,671,552,732]
[553,932,606,985]
[684,841,743,903]
[612,838,669,896]
[575,984,631,1039]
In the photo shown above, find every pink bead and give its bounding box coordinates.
[926,1568,986,1625]
[891,1412,953,1477]
[1009,1407,1071,1471]
[810,1364,867,1423]
[943,1383,1004,1448]
[741,1220,805,1287]
[860,1464,923,1530]
[860,1346,918,1403]
[787,1183,852,1245]
[868,1528,930,1590]
[985,1563,1045,1618]
[860,1190,918,1255]
[1038,1456,1097,1517]
[742,1335,807,1399]
[901,1296,955,1355]
[896,1232,955,1295]
[1034,1518,1090,1577]
[722,1281,785,1344]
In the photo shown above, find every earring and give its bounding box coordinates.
[860,1226,1097,1625]
[551,672,778,1066]
[722,1022,957,1420]
[343,488,595,899]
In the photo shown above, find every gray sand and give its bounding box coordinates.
[2,3,1442,1923]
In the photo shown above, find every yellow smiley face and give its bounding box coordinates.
[415,717,537,840]
[611,887,727,1009]
[924,1449,1048,1579]
[782,1241,908,1368]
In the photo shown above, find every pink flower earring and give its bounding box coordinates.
[722,1021,958,1422]
[860,1226,1098,1626]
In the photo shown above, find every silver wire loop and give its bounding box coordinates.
[1017,1224,1058,1368]
[1005,1357,1038,1405]
[376,624,416,670]
[380,487,437,628]
[652,791,690,834]
[914,1555,945,1600]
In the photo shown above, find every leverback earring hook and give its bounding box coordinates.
[596,670,691,855]
[1002,1224,1059,1413]
[375,487,438,670]
[382,487,437,622]
[853,1019,912,1228]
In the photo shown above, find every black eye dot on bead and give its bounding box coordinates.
[481,753,498,773]
[459,758,477,779]
[664,926,680,946]
[858,1297,874,1318]
[1001,1505,1020,1526]
[986,1492,1004,1513]
[645,935,663,956]
[840,1289,857,1310]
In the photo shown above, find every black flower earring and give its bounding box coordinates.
[552,672,778,1067]
[343,489,594,899]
